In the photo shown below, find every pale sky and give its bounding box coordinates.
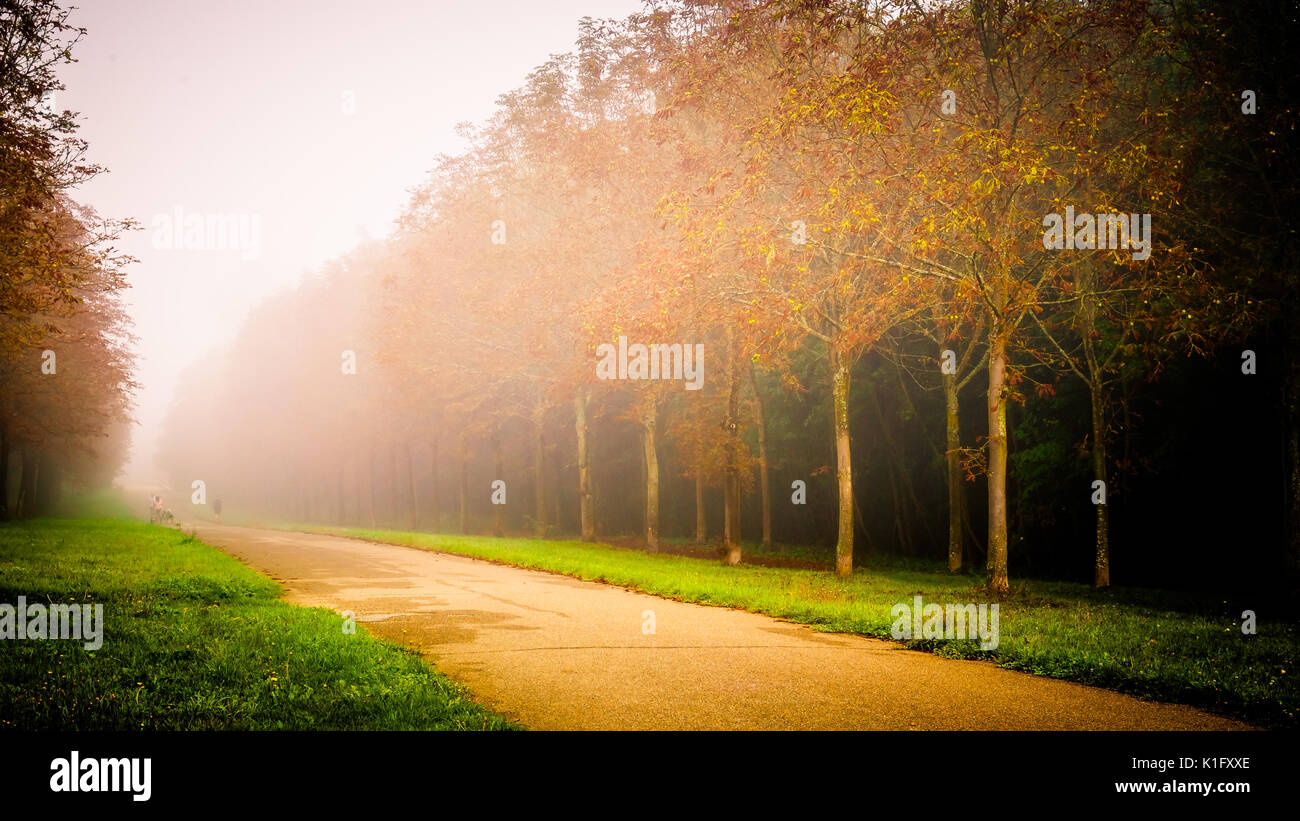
[59,0,644,483]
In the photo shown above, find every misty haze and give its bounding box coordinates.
[1,0,1296,798]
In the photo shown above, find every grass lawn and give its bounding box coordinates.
[287,524,1297,728]
[0,518,515,731]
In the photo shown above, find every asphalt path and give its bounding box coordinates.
[192,522,1251,730]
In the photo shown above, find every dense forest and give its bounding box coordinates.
[143,0,1295,596]
[0,0,136,520]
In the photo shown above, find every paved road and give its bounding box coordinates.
[192,523,1251,730]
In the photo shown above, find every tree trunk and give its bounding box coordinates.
[1090,386,1111,588]
[1078,265,1111,589]
[366,444,377,528]
[552,443,562,534]
[830,344,854,577]
[458,437,469,535]
[17,446,37,519]
[492,431,504,538]
[1287,343,1300,590]
[642,395,660,552]
[986,330,1010,595]
[749,365,772,551]
[336,469,345,525]
[391,445,403,527]
[695,473,707,544]
[533,406,547,539]
[0,423,9,521]
[885,458,911,554]
[404,443,417,530]
[430,436,439,532]
[575,388,595,541]
[943,365,965,571]
[868,378,931,554]
[723,340,742,565]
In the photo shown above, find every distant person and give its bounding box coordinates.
[152,495,163,524]
[213,497,222,523]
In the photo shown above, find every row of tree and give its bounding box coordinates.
[0,0,136,518]
[158,0,1297,595]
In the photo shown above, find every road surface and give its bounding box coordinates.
[191,523,1251,730]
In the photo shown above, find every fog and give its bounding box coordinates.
[7,0,1285,592]
[58,0,644,485]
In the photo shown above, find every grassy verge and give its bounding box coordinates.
[0,518,515,730]
[288,524,1296,728]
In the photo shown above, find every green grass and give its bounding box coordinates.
[287,523,1298,728]
[0,518,516,730]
